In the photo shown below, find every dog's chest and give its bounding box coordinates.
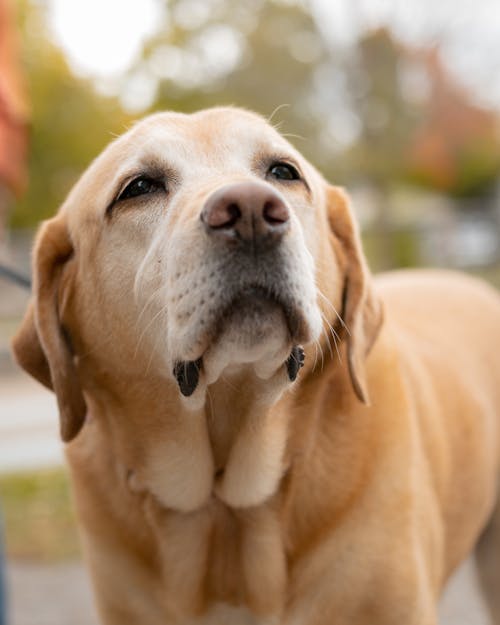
[187,603,273,625]
[148,498,286,622]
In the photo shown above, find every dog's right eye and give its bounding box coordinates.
[117,176,164,201]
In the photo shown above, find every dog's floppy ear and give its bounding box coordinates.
[11,214,86,442]
[326,185,383,404]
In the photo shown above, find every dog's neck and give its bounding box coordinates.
[83,362,295,512]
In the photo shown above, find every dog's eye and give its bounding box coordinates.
[118,176,164,201]
[268,162,300,181]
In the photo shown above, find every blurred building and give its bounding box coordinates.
[0,0,29,255]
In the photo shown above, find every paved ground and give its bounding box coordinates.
[3,556,493,625]
[440,559,492,625]
[0,372,61,472]
[6,561,99,625]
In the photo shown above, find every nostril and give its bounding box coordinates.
[263,200,289,225]
[203,201,241,229]
[224,203,241,229]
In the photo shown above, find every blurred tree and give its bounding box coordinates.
[10,0,500,233]
[0,0,29,250]
[138,0,330,168]
[330,29,424,266]
[340,30,422,186]
[11,0,129,227]
[406,48,500,198]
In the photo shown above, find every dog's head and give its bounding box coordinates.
[12,107,382,441]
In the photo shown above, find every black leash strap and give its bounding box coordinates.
[0,262,31,291]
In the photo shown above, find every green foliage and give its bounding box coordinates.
[144,1,330,169]
[453,140,500,198]
[0,468,80,561]
[11,0,130,227]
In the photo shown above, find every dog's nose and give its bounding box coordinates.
[201,182,290,244]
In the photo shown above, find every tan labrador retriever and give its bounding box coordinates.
[12,107,500,625]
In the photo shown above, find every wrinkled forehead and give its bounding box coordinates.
[64,107,323,229]
[109,108,297,173]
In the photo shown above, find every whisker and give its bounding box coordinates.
[316,288,350,336]
[321,311,342,364]
[144,336,161,377]
[134,283,169,329]
[134,302,169,360]
[320,305,342,344]
[320,315,334,362]
[267,103,290,125]
[312,341,319,371]
[311,341,318,372]
[313,337,324,372]
[281,132,306,142]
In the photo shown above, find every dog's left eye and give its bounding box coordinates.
[268,162,301,181]
[118,176,164,201]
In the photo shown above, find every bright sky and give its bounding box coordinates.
[47,0,500,111]
[48,0,164,77]
[312,0,500,109]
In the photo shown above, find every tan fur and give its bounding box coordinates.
[12,107,500,625]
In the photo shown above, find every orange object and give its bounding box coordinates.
[0,0,29,196]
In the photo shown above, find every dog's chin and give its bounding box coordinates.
[170,287,319,402]
[174,291,305,387]
[202,295,293,384]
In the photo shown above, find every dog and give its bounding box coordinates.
[12,107,500,625]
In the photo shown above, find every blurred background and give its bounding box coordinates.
[0,0,499,623]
